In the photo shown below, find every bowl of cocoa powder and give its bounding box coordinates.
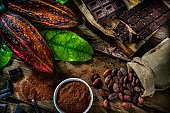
[53,78,93,113]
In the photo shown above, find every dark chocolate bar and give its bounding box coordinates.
[119,0,170,38]
[83,0,126,22]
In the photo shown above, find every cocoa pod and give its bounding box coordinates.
[103,69,111,78]
[7,0,79,28]
[92,78,101,88]
[122,102,132,108]
[124,95,132,101]
[0,12,54,73]
[108,93,118,100]
[99,89,107,99]
[103,99,108,108]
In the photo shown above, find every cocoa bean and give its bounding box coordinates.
[105,75,111,85]
[133,91,140,97]
[127,84,133,92]
[123,76,128,83]
[117,71,122,79]
[90,73,100,82]
[131,77,135,86]
[103,99,108,108]
[134,86,141,92]
[123,83,127,88]
[111,68,118,77]
[134,72,137,77]
[119,76,125,84]
[118,93,124,101]
[122,102,132,108]
[119,85,123,92]
[124,90,131,96]
[138,97,143,104]
[128,73,133,82]
[124,95,132,101]
[133,96,137,103]
[120,68,128,76]
[137,103,143,107]
[108,93,118,100]
[99,89,107,99]
[108,80,114,90]
[103,69,112,78]
[136,79,139,84]
[113,83,119,93]
[113,76,119,84]
[92,78,101,88]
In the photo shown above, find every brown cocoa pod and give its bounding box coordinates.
[127,84,133,93]
[123,76,128,83]
[128,73,133,82]
[138,97,144,104]
[122,102,132,108]
[108,93,118,100]
[118,93,124,101]
[99,89,107,99]
[132,96,137,103]
[123,83,127,88]
[93,78,101,88]
[108,80,114,90]
[117,71,122,79]
[119,76,125,84]
[120,68,128,76]
[103,69,112,78]
[0,12,54,73]
[105,75,111,85]
[103,99,108,108]
[8,0,79,28]
[134,86,141,92]
[111,68,118,77]
[90,73,100,82]
[113,83,119,93]
[124,90,131,96]
[119,85,124,92]
[113,76,119,84]
[124,95,132,101]
[131,77,135,86]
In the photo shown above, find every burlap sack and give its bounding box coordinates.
[127,38,170,97]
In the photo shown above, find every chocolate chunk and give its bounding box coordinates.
[145,4,155,13]
[151,10,162,19]
[156,16,168,26]
[93,9,107,21]
[143,15,154,26]
[139,28,152,38]
[158,5,169,14]
[104,3,116,16]
[124,10,134,19]
[128,15,140,25]
[85,0,100,11]
[138,9,148,19]
[132,20,145,32]
[149,22,159,32]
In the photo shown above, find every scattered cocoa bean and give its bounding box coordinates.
[134,73,137,77]
[111,68,118,77]
[118,93,124,101]
[133,91,139,97]
[108,93,118,100]
[132,96,137,103]
[127,84,133,92]
[113,76,119,84]
[113,83,119,93]
[123,76,128,83]
[123,83,127,88]
[124,90,131,96]
[131,77,135,86]
[117,71,122,79]
[99,89,107,99]
[137,103,143,107]
[103,99,108,108]
[136,79,139,84]
[92,78,101,88]
[138,97,143,104]
[108,80,114,90]
[105,75,111,85]
[128,73,133,82]
[103,69,111,78]
[119,76,125,84]
[134,86,141,92]
[90,73,100,82]
[122,102,132,108]
[120,68,128,76]
[119,85,123,92]
[124,95,132,101]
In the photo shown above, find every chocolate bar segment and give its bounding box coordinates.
[83,0,126,22]
[119,0,170,38]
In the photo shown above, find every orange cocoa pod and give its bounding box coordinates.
[7,0,79,28]
[0,12,55,73]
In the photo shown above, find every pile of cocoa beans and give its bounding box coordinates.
[90,68,144,109]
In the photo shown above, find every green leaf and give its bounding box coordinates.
[0,39,13,68]
[40,30,93,61]
[56,0,68,4]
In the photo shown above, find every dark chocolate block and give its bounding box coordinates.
[149,22,159,32]
[151,10,162,19]
[93,8,107,21]
[133,20,145,32]
[143,15,154,26]
[158,5,169,14]
[145,4,155,13]
[138,9,148,19]
[139,28,152,38]
[156,16,168,26]
[128,15,140,25]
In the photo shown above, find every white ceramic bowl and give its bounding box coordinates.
[53,78,93,113]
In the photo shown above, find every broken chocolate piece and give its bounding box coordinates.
[0,103,8,113]
[13,104,26,113]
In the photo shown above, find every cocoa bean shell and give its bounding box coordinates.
[103,69,112,78]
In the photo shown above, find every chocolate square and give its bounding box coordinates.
[138,9,148,19]
[164,11,170,19]
[134,20,145,32]
[149,22,159,32]
[153,0,163,9]
[151,10,162,19]
[128,15,140,25]
[158,5,169,14]
[139,28,152,38]
[93,8,107,21]
[143,15,154,26]
[124,9,134,19]
[100,0,111,6]
[145,4,155,13]
[86,0,101,11]
[156,16,168,26]
[133,3,143,12]
[104,3,116,16]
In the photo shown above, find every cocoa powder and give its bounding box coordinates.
[57,81,91,113]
